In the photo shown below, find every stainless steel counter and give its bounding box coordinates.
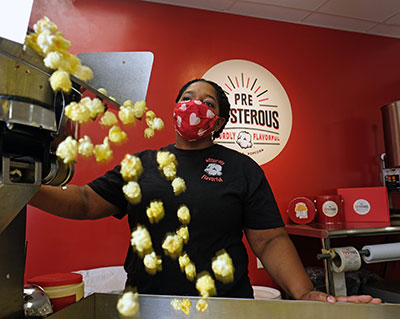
[49,293,400,319]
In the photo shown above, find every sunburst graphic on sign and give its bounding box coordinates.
[218,73,281,147]
[203,60,292,165]
[223,74,269,105]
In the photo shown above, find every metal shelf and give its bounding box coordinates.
[285,222,400,296]
[285,222,400,239]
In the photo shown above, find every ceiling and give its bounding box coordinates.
[140,0,400,39]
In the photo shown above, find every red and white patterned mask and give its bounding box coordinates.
[173,99,219,141]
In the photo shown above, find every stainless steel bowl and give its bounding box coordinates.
[23,284,53,318]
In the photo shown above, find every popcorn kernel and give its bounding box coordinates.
[99,111,118,127]
[117,291,139,317]
[123,181,142,204]
[146,200,165,224]
[56,136,78,164]
[177,205,191,225]
[120,154,143,182]
[131,225,152,257]
[162,233,183,259]
[172,177,186,196]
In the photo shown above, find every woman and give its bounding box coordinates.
[29,79,380,303]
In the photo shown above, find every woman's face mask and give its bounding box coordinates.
[173,99,219,141]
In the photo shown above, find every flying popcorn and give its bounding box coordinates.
[108,125,127,144]
[152,118,164,131]
[195,272,216,297]
[93,137,113,163]
[119,105,136,125]
[49,70,72,93]
[131,225,152,257]
[145,111,164,132]
[133,101,147,119]
[78,135,94,157]
[146,110,156,121]
[73,64,93,81]
[162,233,183,259]
[122,181,142,204]
[99,111,118,127]
[211,250,235,284]
[43,51,63,69]
[176,226,189,244]
[196,298,208,313]
[65,101,91,124]
[120,154,143,182]
[177,205,191,225]
[146,201,165,224]
[37,29,70,55]
[62,52,80,73]
[24,33,42,55]
[172,177,186,196]
[157,151,176,166]
[56,136,78,164]
[179,253,191,271]
[123,99,133,108]
[27,17,94,97]
[178,253,197,281]
[162,162,177,181]
[98,88,108,96]
[185,262,196,282]
[143,251,162,275]
[33,16,58,34]
[170,298,191,316]
[116,291,139,317]
[144,127,154,139]
[80,97,104,119]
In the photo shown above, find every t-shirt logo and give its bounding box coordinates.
[201,158,224,182]
[204,163,222,177]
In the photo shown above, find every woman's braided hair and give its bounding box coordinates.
[175,79,231,139]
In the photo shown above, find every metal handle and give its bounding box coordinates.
[1,156,41,186]
[317,249,370,260]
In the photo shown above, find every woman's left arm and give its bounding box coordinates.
[244,227,381,304]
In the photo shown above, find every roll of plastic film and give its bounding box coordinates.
[361,242,400,264]
[332,246,361,273]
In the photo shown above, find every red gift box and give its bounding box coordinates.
[336,187,390,225]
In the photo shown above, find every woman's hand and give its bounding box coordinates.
[300,290,382,304]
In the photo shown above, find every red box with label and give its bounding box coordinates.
[336,187,390,225]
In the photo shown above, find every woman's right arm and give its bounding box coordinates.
[29,185,120,220]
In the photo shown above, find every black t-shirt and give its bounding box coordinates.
[88,143,284,298]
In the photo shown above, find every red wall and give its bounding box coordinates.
[26,0,400,290]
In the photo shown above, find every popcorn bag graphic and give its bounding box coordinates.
[295,202,308,219]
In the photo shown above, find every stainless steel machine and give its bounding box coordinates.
[0,32,154,318]
[381,100,400,225]
[0,35,81,318]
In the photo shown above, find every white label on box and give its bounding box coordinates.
[353,199,371,215]
[322,201,338,217]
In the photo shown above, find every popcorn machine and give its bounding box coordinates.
[0,35,79,318]
[0,30,153,317]
[381,100,400,224]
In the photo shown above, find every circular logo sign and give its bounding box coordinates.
[203,60,292,165]
[353,199,371,215]
[322,201,338,217]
